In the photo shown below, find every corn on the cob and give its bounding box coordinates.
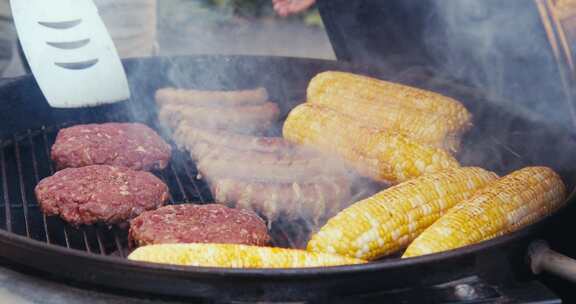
[402,167,567,258]
[128,243,366,268]
[309,96,464,152]
[306,167,497,260]
[282,103,460,184]
[307,71,472,132]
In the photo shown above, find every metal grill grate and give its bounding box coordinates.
[0,123,305,258]
[0,64,573,262]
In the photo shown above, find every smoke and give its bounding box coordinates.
[420,0,576,183]
[424,0,575,129]
[126,1,576,249]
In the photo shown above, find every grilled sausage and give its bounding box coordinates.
[190,140,348,183]
[158,102,280,133]
[173,123,293,154]
[209,176,352,224]
[155,87,269,107]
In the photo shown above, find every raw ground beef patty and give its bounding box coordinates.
[35,165,169,226]
[51,123,172,171]
[129,204,271,247]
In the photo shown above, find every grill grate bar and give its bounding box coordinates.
[181,160,206,203]
[95,230,106,255]
[41,127,71,248]
[13,138,31,238]
[41,126,54,174]
[114,233,126,257]
[1,148,11,232]
[82,231,92,253]
[62,227,71,248]
[169,163,189,202]
[28,130,50,243]
[158,172,175,204]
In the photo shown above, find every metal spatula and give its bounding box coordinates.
[10,0,130,108]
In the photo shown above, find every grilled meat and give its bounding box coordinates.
[51,123,171,171]
[210,176,351,223]
[155,87,269,107]
[129,204,271,248]
[191,141,347,183]
[35,165,169,226]
[157,86,353,223]
[158,102,280,133]
[170,120,353,222]
[173,123,293,154]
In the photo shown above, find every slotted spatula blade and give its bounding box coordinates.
[10,0,130,108]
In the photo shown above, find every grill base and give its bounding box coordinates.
[0,261,562,303]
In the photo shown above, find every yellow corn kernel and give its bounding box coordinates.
[310,98,465,152]
[307,167,497,260]
[282,103,460,184]
[307,71,472,132]
[403,167,567,258]
[128,243,366,268]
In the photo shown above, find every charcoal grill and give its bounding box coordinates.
[1,0,576,302]
[0,55,574,302]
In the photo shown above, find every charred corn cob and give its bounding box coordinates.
[307,71,472,132]
[403,167,567,258]
[282,103,460,184]
[306,167,497,260]
[128,243,366,268]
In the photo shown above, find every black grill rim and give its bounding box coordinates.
[0,211,555,276]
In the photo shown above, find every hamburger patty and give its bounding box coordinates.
[35,165,169,226]
[129,204,271,247]
[51,123,172,171]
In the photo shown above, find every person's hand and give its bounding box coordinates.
[272,0,316,17]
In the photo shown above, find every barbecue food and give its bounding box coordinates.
[170,120,354,223]
[191,141,346,182]
[306,167,497,260]
[211,176,351,222]
[308,100,465,152]
[51,123,171,171]
[35,165,169,226]
[307,72,472,152]
[155,86,279,136]
[128,243,366,268]
[129,204,271,247]
[173,124,293,154]
[283,103,460,184]
[156,87,269,107]
[307,71,471,131]
[158,102,280,133]
[402,167,567,258]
